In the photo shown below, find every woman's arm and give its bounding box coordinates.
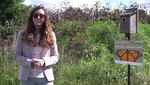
[42,32,59,66]
[14,30,32,68]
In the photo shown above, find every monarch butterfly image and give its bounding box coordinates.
[115,49,142,62]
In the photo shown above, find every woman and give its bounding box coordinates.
[14,5,58,85]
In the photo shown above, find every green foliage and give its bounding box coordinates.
[0,51,20,85]
[53,20,150,85]
[0,1,150,85]
[55,46,149,85]
[0,0,31,25]
[53,20,91,61]
[0,24,17,40]
[0,18,150,85]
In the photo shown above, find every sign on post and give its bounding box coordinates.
[114,40,143,66]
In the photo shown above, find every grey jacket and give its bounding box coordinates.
[14,29,58,81]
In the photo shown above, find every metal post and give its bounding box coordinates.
[125,33,130,85]
[128,65,130,85]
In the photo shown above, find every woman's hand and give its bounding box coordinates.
[32,58,45,67]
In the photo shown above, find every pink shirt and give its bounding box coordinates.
[30,34,45,78]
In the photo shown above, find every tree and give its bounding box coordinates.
[0,0,30,25]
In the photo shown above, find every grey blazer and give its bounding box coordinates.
[14,29,58,81]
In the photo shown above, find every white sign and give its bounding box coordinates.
[114,40,143,66]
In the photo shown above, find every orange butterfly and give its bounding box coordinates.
[115,49,142,62]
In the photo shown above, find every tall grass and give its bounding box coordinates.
[54,20,150,85]
[0,51,20,85]
[0,20,150,85]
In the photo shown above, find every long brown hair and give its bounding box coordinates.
[23,5,54,48]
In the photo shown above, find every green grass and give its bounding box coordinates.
[0,52,20,85]
[0,20,150,85]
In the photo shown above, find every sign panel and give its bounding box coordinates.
[114,40,143,66]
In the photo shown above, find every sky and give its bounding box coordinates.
[23,0,150,9]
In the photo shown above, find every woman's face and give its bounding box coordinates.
[32,9,45,29]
